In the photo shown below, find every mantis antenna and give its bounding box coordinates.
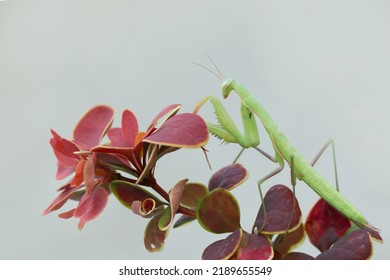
[193,55,224,81]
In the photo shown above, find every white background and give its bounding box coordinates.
[0,0,389,259]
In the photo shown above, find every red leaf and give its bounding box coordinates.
[42,184,81,215]
[73,105,115,149]
[74,187,108,230]
[208,163,248,191]
[107,127,128,147]
[70,160,87,187]
[316,229,373,260]
[143,113,209,148]
[202,229,243,260]
[234,232,273,260]
[146,104,181,131]
[58,208,76,219]
[253,185,302,234]
[284,252,315,260]
[121,109,138,147]
[83,154,97,195]
[305,198,351,252]
[50,129,79,167]
[55,161,76,180]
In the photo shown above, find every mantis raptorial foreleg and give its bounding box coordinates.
[201,96,260,148]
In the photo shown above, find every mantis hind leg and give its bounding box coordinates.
[282,153,298,238]
[252,164,284,234]
[310,138,339,191]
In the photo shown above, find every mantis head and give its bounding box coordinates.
[221,78,236,99]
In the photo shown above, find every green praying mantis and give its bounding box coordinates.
[194,65,380,239]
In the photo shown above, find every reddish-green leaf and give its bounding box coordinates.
[233,232,273,260]
[305,198,351,252]
[202,229,243,260]
[158,179,187,231]
[109,180,164,210]
[196,188,241,233]
[180,182,208,208]
[143,113,209,148]
[69,189,86,201]
[131,198,160,218]
[253,185,302,234]
[208,163,248,191]
[73,105,115,149]
[144,212,169,252]
[316,229,373,260]
[94,151,136,174]
[273,224,306,257]
[173,215,196,228]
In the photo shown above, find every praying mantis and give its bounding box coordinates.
[194,67,380,238]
